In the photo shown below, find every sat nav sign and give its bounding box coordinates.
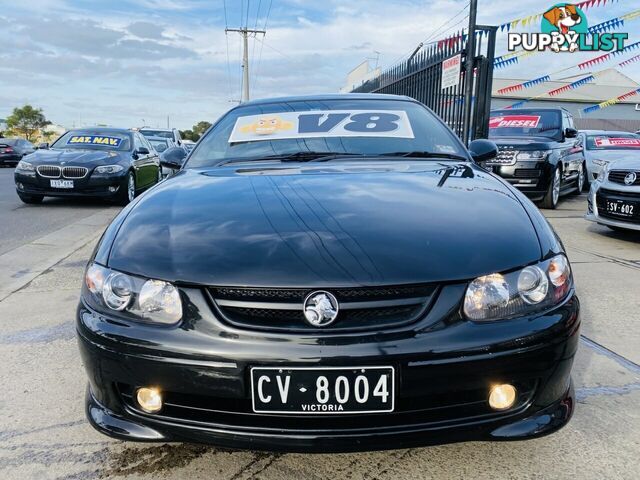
[67,135,123,147]
[229,110,415,143]
[594,137,640,148]
[489,115,541,129]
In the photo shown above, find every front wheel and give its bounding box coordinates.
[116,171,136,206]
[573,162,585,195]
[17,192,44,204]
[541,167,561,209]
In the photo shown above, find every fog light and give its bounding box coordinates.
[136,387,163,413]
[108,186,117,193]
[17,183,24,190]
[488,384,517,410]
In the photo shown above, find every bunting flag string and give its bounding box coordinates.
[503,50,640,109]
[589,8,640,33]
[578,40,640,68]
[498,0,620,33]
[582,87,640,113]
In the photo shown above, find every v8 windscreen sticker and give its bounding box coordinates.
[489,115,541,129]
[228,110,415,143]
[67,135,123,147]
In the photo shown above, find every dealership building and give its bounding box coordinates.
[491,69,640,132]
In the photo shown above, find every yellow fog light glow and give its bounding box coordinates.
[488,384,517,410]
[136,387,163,413]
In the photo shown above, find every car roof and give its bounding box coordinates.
[491,107,570,113]
[237,93,415,108]
[140,127,174,132]
[580,130,637,135]
[0,138,20,144]
[66,127,132,135]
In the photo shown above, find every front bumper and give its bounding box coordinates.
[14,170,126,198]
[586,186,640,231]
[485,161,553,201]
[77,285,580,452]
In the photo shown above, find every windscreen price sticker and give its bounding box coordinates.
[441,54,461,90]
[489,115,541,129]
[595,137,640,148]
[228,110,415,143]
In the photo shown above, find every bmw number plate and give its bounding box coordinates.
[51,179,74,189]
[251,366,395,414]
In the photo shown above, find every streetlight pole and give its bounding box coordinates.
[226,27,266,102]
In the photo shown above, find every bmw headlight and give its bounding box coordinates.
[516,150,550,161]
[95,165,125,174]
[16,160,35,172]
[84,263,182,325]
[463,254,572,321]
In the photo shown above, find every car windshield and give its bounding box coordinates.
[52,131,131,151]
[141,130,173,139]
[488,110,562,139]
[185,99,468,168]
[586,134,640,150]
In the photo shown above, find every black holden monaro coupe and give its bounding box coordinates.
[78,94,580,452]
[14,127,161,205]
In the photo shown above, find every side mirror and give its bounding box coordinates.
[135,147,150,155]
[468,139,498,162]
[565,128,578,139]
[38,142,49,150]
[160,146,187,170]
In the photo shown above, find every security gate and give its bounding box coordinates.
[350,26,497,143]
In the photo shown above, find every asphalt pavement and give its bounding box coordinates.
[0,168,112,256]
[0,191,639,479]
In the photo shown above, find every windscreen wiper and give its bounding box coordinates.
[379,151,470,161]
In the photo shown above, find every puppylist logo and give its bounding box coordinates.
[508,3,628,53]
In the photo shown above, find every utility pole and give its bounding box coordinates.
[462,0,478,145]
[226,27,266,102]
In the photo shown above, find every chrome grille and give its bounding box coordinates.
[608,170,640,186]
[488,147,517,165]
[36,165,61,178]
[209,285,437,332]
[62,166,88,179]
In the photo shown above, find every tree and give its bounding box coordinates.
[193,121,212,138]
[6,105,51,142]
[180,129,196,141]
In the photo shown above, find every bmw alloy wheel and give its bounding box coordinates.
[127,173,135,202]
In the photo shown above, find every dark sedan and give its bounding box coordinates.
[14,127,161,204]
[1,138,35,166]
[78,94,579,453]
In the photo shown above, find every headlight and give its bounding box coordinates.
[516,150,550,160]
[463,254,572,321]
[16,160,35,171]
[84,263,182,325]
[95,165,125,174]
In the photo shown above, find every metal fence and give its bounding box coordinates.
[350,26,497,143]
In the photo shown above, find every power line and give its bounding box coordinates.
[227,26,267,102]
[253,0,272,93]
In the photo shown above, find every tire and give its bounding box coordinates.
[17,192,44,204]
[541,166,561,209]
[116,171,136,206]
[573,162,586,195]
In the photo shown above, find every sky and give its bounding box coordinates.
[0,0,638,130]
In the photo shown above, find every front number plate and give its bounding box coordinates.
[50,179,74,189]
[251,366,395,414]
[606,200,635,217]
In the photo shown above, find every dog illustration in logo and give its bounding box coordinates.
[240,116,294,136]
[543,4,582,52]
